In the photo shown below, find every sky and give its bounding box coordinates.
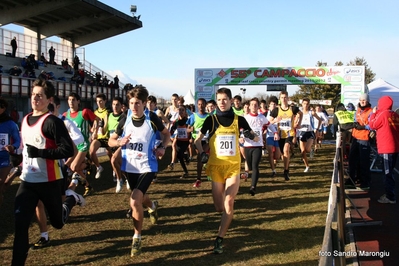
[3,0,399,100]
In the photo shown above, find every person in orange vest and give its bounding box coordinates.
[348,93,372,189]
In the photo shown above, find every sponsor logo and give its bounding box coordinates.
[326,68,341,76]
[344,68,362,75]
[217,69,227,78]
[344,75,362,82]
[197,77,212,84]
[196,86,214,92]
[197,70,213,77]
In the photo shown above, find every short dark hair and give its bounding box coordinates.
[33,79,55,99]
[69,92,81,101]
[53,95,61,106]
[127,85,148,103]
[148,95,157,104]
[268,96,278,105]
[197,98,206,104]
[113,96,123,105]
[96,93,107,101]
[216,87,232,99]
[0,98,8,109]
[233,95,242,101]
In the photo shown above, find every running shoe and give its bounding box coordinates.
[72,173,86,185]
[304,167,309,173]
[378,194,396,204]
[193,180,202,188]
[83,186,94,197]
[240,172,248,181]
[131,238,142,257]
[213,237,223,254]
[95,165,104,179]
[32,237,50,249]
[180,172,188,179]
[284,170,290,181]
[271,170,276,178]
[65,189,86,206]
[126,208,132,219]
[148,200,159,225]
[249,186,256,196]
[116,179,123,193]
[167,163,174,170]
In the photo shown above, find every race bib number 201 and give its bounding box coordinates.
[216,134,236,156]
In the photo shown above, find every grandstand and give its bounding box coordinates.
[0,0,142,118]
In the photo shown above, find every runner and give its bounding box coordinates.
[12,79,83,265]
[108,85,170,257]
[64,92,100,196]
[242,97,269,195]
[194,87,258,254]
[298,98,321,172]
[269,91,302,181]
[187,98,209,187]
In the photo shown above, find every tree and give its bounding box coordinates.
[290,57,376,108]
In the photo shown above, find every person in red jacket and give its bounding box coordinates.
[369,96,399,204]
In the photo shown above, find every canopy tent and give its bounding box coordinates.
[184,89,195,105]
[368,78,399,110]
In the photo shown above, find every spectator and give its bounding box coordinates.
[73,55,80,72]
[113,75,119,89]
[333,103,354,161]
[49,46,55,64]
[38,71,48,80]
[9,66,22,76]
[95,72,102,86]
[369,96,399,204]
[40,53,48,65]
[10,37,17,57]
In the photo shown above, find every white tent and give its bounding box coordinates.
[368,78,399,109]
[184,89,195,105]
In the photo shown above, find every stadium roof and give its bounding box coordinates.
[0,0,142,46]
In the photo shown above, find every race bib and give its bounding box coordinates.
[126,138,149,160]
[177,128,188,139]
[216,134,236,156]
[279,118,292,131]
[0,133,9,150]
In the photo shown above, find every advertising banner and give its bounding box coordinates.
[194,66,365,106]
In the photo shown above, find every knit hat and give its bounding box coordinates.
[359,93,369,102]
[346,102,355,111]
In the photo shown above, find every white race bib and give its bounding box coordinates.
[216,134,236,156]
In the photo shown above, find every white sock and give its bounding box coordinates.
[133,234,141,240]
[41,232,49,240]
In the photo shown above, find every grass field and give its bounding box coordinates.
[0,144,335,266]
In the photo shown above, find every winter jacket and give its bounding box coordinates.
[369,96,399,154]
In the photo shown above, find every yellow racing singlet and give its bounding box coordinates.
[208,114,241,166]
[277,106,295,138]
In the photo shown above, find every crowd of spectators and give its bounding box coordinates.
[1,52,120,90]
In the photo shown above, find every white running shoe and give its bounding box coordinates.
[65,189,86,207]
[304,167,310,173]
[116,179,123,193]
[95,165,104,179]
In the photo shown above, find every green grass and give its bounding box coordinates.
[0,144,334,265]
